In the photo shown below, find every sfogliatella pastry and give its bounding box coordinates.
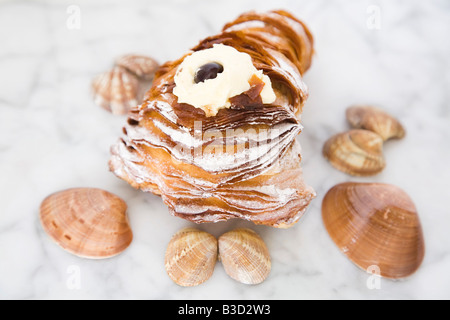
[109,10,316,227]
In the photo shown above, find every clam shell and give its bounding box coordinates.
[165,228,218,287]
[218,228,271,285]
[91,66,139,115]
[115,54,159,81]
[323,129,385,176]
[40,188,133,259]
[346,105,405,141]
[322,182,425,279]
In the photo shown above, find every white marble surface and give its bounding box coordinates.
[1,0,450,300]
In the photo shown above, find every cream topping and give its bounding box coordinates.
[173,44,276,117]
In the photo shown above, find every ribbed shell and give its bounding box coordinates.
[92,66,139,115]
[39,188,133,259]
[346,105,406,141]
[322,182,425,279]
[116,54,159,81]
[218,228,271,285]
[165,228,218,287]
[323,129,385,176]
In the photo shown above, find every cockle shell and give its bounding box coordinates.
[322,182,425,279]
[218,228,271,285]
[91,66,139,115]
[165,228,218,287]
[40,188,133,259]
[323,129,385,176]
[346,105,406,141]
[115,54,159,81]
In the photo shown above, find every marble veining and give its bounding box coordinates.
[1,0,450,299]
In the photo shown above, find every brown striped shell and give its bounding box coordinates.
[346,105,406,141]
[165,228,218,287]
[115,54,159,81]
[91,66,139,115]
[323,129,385,176]
[218,228,271,285]
[322,182,425,279]
[39,188,133,259]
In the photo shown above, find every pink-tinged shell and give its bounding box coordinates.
[323,129,385,176]
[165,228,218,287]
[218,228,271,285]
[322,182,425,279]
[40,188,133,259]
[91,66,139,115]
[346,105,406,141]
[115,54,159,81]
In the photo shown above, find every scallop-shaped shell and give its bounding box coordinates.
[91,66,139,115]
[346,105,406,141]
[323,129,385,176]
[40,188,133,259]
[218,228,271,285]
[115,54,159,81]
[165,228,218,287]
[322,182,425,279]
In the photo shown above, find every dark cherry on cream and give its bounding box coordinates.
[194,62,224,83]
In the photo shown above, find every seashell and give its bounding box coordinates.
[346,105,406,141]
[91,66,140,115]
[165,228,218,287]
[40,188,133,259]
[115,54,159,81]
[218,228,271,285]
[323,129,385,176]
[322,182,425,279]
